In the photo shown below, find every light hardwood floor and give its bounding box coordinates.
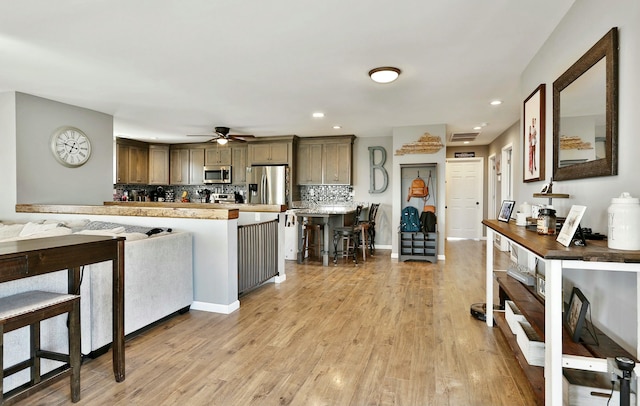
[17,240,537,405]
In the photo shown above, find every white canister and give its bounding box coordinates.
[608,192,640,250]
[520,202,532,218]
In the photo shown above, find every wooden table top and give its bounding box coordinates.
[483,219,640,263]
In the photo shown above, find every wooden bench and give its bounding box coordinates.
[0,291,81,405]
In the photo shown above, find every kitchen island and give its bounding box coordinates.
[293,206,356,266]
[14,202,287,314]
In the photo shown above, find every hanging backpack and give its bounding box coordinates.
[420,210,437,233]
[407,176,429,201]
[400,206,421,232]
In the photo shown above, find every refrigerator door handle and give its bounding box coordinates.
[261,173,268,203]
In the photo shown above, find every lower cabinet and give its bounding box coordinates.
[398,232,437,263]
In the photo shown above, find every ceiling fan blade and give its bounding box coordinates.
[229,134,255,141]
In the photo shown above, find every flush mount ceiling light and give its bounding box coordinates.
[312,112,325,118]
[490,100,502,106]
[368,67,401,84]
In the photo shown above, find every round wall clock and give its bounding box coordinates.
[50,126,92,167]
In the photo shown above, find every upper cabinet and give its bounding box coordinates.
[296,135,355,185]
[248,138,294,166]
[323,140,352,185]
[148,144,170,185]
[205,146,232,166]
[169,145,205,185]
[115,138,149,184]
[297,141,324,185]
[169,148,190,185]
[231,145,248,184]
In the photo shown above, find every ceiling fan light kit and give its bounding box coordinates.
[369,66,401,84]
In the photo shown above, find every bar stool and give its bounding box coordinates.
[0,290,81,404]
[359,203,380,256]
[302,221,324,260]
[333,205,363,265]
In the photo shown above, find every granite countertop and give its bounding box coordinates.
[292,205,356,216]
[104,201,287,213]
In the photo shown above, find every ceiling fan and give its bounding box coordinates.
[188,127,255,145]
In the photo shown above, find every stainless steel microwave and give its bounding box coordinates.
[203,165,231,184]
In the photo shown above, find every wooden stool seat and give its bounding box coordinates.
[0,290,81,404]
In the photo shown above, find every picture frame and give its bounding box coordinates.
[557,205,587,247]
[523,84,546,182]
[498,200,516,222]
[565,287,589,342]
[536,274,546,299]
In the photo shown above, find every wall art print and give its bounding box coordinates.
[523,84,546,182]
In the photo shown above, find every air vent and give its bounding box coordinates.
[450,132,480,142]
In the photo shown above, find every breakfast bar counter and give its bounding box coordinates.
[293,206,356,266]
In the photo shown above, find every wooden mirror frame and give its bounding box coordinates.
[552,27,618,181]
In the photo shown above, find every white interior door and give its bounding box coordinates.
[445,158,483,239]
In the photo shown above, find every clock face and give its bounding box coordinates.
[50,127,92,167]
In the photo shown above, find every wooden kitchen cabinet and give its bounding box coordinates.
[169,148,189,185]
[231,145,247,184]
[115,142,129,184]
[189,149,205,184]
[322,138,353,185]
[148,144,169,185]
[248,142,289,165]
[296,142,323,184]
[205,146,231,166]
[170,146,205,185]
[115,138,148,184]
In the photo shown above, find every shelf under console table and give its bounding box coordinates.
[482,219,640,406]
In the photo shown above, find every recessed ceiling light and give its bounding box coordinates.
[312,112,325,118]
[333,125,341,129]
[490,100,502,106]
[368,67,401,84]
[473,126,482,130]
[463,141,470,144]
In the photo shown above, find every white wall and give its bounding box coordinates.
[0,92,17,218]
[392,124,447,258]
[15,92,114,206]
[519,0,640,353]
[353,136,393,247]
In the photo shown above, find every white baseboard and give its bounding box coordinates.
[191,300,240,314]
[274,274,286,283]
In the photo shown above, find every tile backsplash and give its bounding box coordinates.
[299,185,353,204]
[114,183,354,204]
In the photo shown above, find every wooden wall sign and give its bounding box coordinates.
[395,132,444,155]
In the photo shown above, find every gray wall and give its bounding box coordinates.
[488,0,640,353]
[15,92,114,206]
[352,136,393,247]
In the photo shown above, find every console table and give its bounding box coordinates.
[483,219,640,405]
[0,235,126,382]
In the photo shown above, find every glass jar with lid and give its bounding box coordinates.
[537,208,557,235]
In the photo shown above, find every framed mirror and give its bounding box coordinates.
[553,27,618,181]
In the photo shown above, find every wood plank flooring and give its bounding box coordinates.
[17,240,537,405]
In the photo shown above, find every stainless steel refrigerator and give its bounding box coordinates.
[246,165,288,205]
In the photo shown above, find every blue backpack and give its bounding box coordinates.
[400,206,421,232]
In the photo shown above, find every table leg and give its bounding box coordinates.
[113,239,125,382]
[322,217,329,266]
[297,218,304,264]
[361,227,367,261]
[485,228,494,327]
